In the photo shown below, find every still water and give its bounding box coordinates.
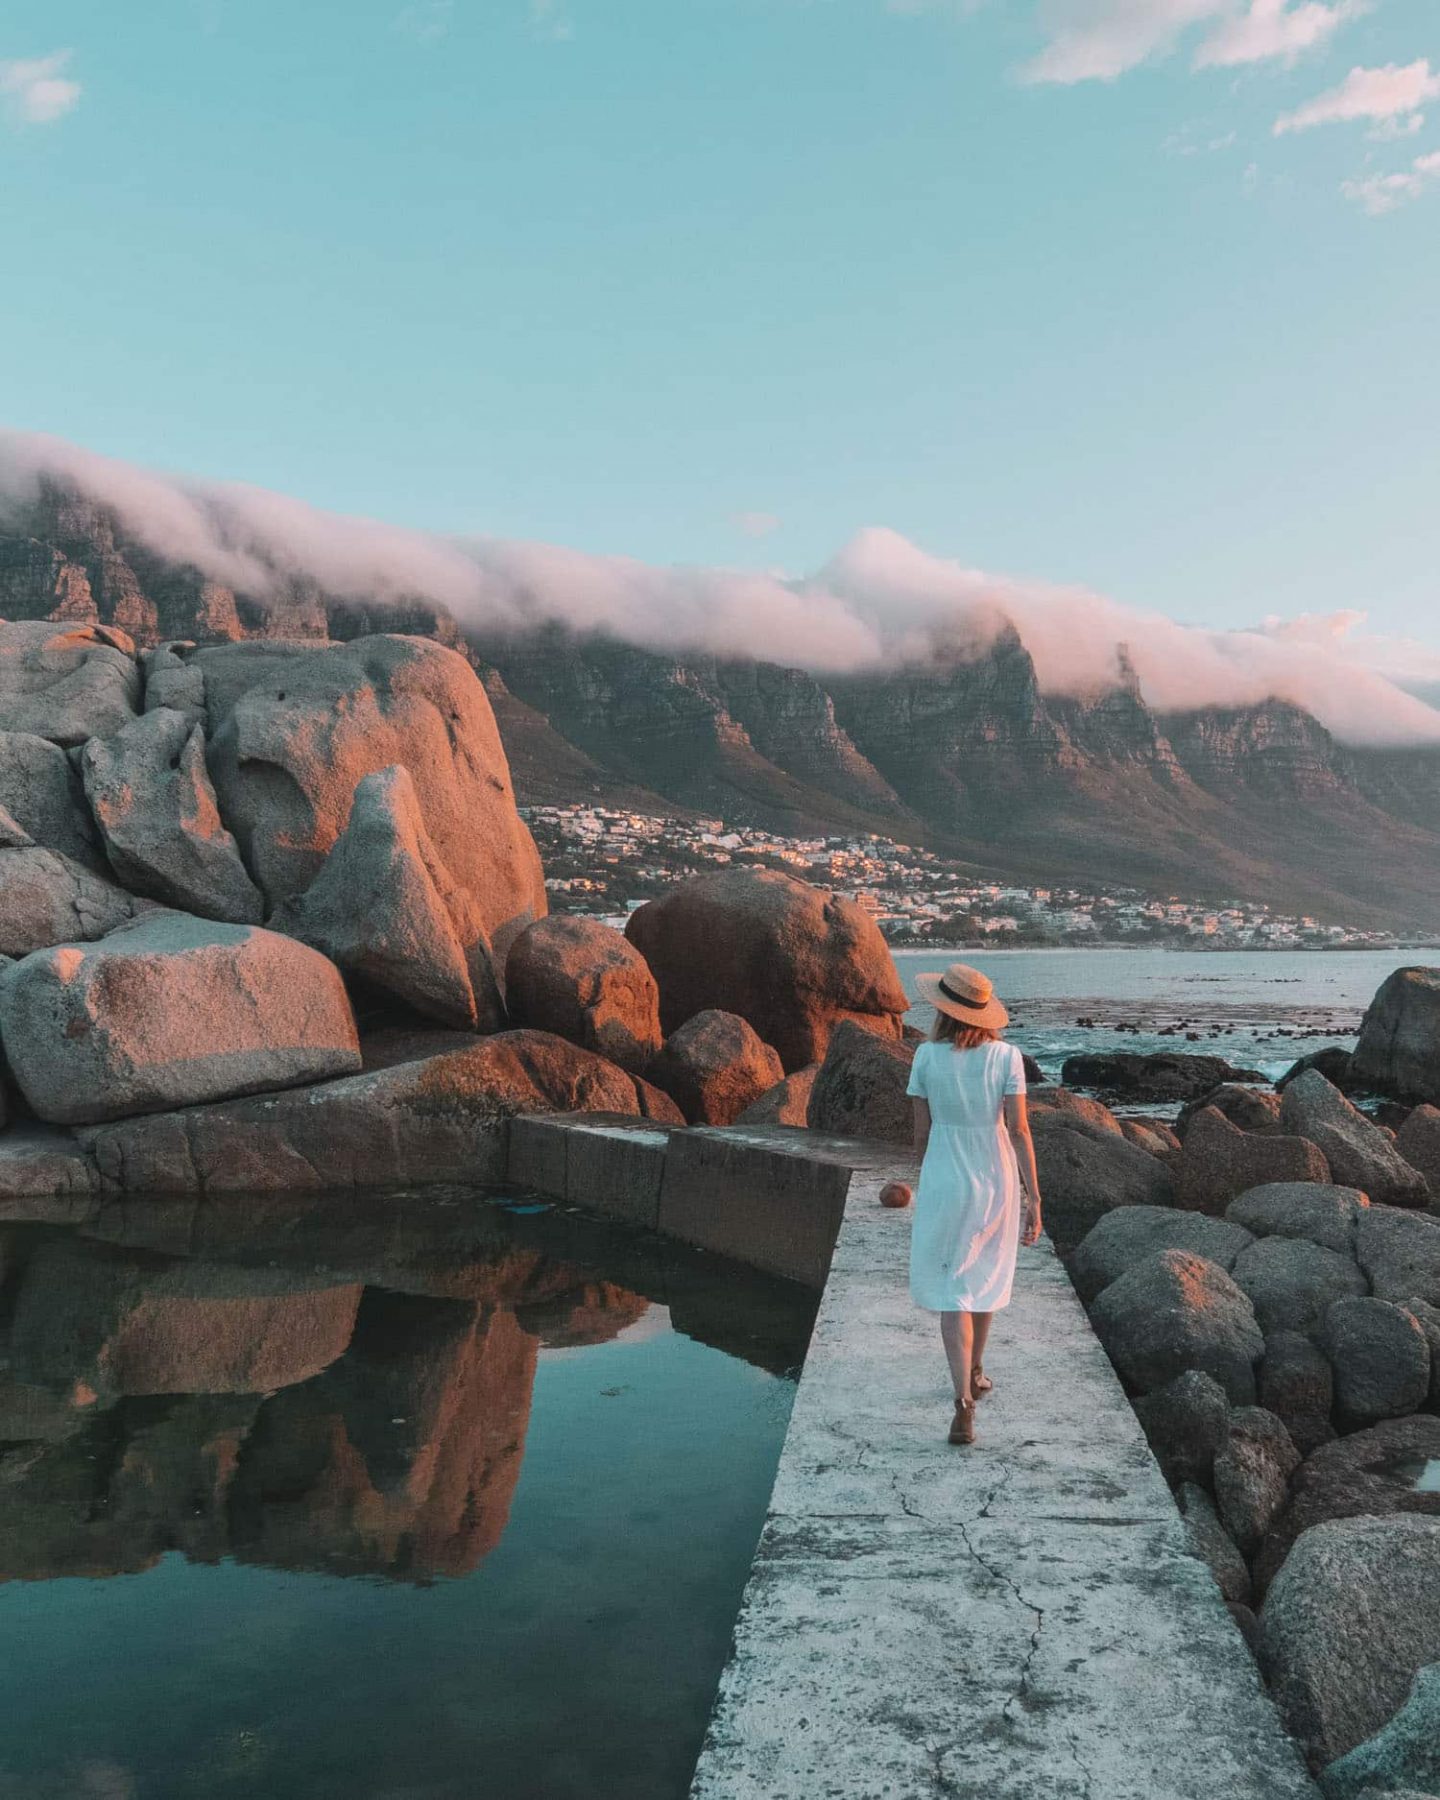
[0,1192,816,1800]
[895,946,1419,1083]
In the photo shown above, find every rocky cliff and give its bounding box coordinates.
[4,478,1439,929]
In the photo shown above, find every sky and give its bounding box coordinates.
[1,0,1437,658]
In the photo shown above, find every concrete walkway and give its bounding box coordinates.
[689,1155,1318,1800]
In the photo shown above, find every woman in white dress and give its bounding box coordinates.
[906,962,1043,1446]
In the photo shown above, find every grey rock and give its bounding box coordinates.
[1260,1514,1440,1768]
[1228,1182,1371,1257]
[141,641,206,725]
[1395,1105,1440,1201]
[1175,1106,1331,1215]
[1353,967,1440,1104]
[505,913,662,1072]
[0,730,103,868]
[0,620,140,745]
[1405,1297,1440,1408]
[195,634,547,968]
[1256,1415,1440,1596]
[1069,1204,1254,1304]
[0,1127,98,1201]
[1231,1235,1369,1337]
[1356,1206,1440,1308]
[81,707,263,924]
[1320,1662,1440,1799]
[1227,1602,1263,1658]
[1321,1297,1431,1426]
[650,1009,784,1126]
[1213,1405,1301,1555]
[1090,1250,1264,1404]
[271,764,496,1030]
[1280,1071,1429,1209]
[0,845,140,957]
[737,1065,818,1128]
[1177,1082,1283,1136]
[1259,1331,1337,1459]
[1027,1086,1124,1138]
[807,1020,916,1145]
[1031,1115,1177,1254]
[0,911,361,1125]
[1133,1368,1232,1488]
[1178,1481,1253,1604]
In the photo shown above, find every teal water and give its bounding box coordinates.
[896,945,1414,1083]
[0,1196,815,1800]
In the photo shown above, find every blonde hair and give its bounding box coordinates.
[931,1014,1002,1051]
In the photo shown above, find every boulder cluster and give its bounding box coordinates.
[1040,1036,1440,1793]
[0,621,909,1194]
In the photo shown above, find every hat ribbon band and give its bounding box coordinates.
[938,978,991,1011]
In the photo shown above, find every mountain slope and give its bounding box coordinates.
[2,477,1439,929]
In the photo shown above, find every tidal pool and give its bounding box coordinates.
[0,1190,817,1800]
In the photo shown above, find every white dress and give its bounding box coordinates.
[906,1039,1026,1313]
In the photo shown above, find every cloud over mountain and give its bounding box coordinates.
[2,428,1438,748]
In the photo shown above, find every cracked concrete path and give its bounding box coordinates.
[689,1157,1318,1800]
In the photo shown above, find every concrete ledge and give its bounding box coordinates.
[688,1156,1319,1800]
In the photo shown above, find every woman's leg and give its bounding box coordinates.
[970,1310,994,1372]
[940,1310,975,1403]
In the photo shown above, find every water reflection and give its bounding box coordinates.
[0,1190,816,1799]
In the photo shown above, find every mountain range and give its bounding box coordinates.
[4,477,1439,932]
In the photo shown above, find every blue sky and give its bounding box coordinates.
[1,0,1437,646]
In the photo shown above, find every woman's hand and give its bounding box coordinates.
[1021,1193,1043,1247]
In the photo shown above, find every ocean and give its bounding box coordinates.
[893,947,1426,1087]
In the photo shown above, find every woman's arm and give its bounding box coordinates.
[1005,1094,1044,1245]
[912,1096,931,1161]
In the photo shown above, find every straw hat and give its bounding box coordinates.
[915,961,1009,1031]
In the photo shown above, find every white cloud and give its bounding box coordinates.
[394,1,453,45]
[3,430,1439,747]
[1021,0,1360,83]
[0,50,81,126]
[1275,60,1440,134]
[1342,148,1440,214]
[731,511,783,540]
[1194,0,1367,71]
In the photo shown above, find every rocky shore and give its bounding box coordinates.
[8,615,1440,1796]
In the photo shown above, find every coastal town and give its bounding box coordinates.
[524,803,1406,950]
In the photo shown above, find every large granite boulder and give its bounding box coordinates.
[1027,1086,1124,1139]
[84,1030,664,1193]
[1406,1297,1440,1407]
[1213,1406,1301,1555]
[9,1237,362,1398]
[1259,1330,1337,1460]
[1174,1106,1330,1214]
[0,912,361,1124]
[806,1020,915,1145]
[624,867,907,1072]
[1320,1297,1431,1427]
[1032,1115,1177,1252]
[1061,1051,1263,1103]
[193,635,546,963]
[1230,1236,1369,1338]
[1089,1250,1264,1404]
[505,914,661,1073]
[649,1009,784,1126]
[1277,1046,1358,1094]
[0,1127,99,1202]
[1132,1368,1232,1488]
[1321,1662,1440,1800]
[1260,1514,1440,1768]
[272,764,499,1030]
[1068,1205,1253,1305]
[1256,1416,1440,1595]
[738,1065,819,1127]
[80,706,263,924]
[1352,968,1440,1103]
[1227,1183,1370,1257]
[1354,1206,1440,1308]
[1279,1071,1429,1209]
[1177,1083,1282,1138]
[0,730,103,868]
[0,620,139,745]
[0,845,140,957]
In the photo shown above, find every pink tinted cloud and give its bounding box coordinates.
[1194,0,1367,70]
[1342,148,1440,214]
[0,50,80,125]
[1275,59,1440,134]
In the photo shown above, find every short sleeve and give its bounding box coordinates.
[1003,1044,1026,1098]
[905,1043,929,1099]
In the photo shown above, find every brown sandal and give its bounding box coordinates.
[971,1363,993,1400]
[948,1397,976,1445]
